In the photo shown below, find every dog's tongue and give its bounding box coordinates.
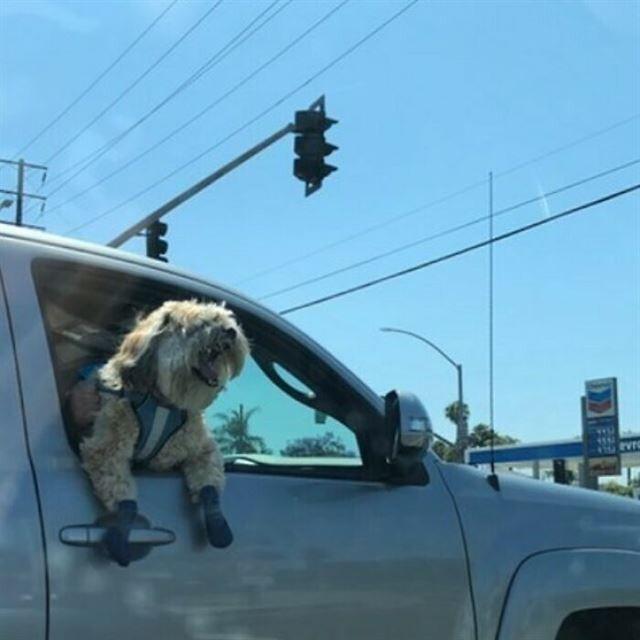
[198,353,219,385]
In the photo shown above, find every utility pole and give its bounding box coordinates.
[0,158,48,226]
[107,95,338,249]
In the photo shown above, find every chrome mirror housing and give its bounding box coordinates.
[385,390,433,459]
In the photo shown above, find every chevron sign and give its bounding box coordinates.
[585,378,616,419]
[583,377,620,477]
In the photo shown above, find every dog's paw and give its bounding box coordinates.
[204,510,234,549]
[104,500,137,567]
[200,486,233,549]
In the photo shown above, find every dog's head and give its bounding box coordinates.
[101,300,250,410]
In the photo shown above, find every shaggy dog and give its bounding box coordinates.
[79,300,249,566]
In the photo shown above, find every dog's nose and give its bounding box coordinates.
[225,327,237,341]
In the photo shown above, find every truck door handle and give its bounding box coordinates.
[60,525,175,547]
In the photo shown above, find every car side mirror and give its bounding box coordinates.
[385,390,432,484]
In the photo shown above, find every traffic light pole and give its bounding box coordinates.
[108,95,338,249]
[107,122,295,249]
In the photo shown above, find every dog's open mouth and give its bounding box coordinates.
[192,367,218,388]
[193,350,221,388]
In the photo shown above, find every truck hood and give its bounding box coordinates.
[438,460,640,553]
[436,459,640,640]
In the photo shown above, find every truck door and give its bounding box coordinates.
[0,266,47,640]
[2,244,475,640]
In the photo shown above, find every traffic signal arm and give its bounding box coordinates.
[107,96,336,250]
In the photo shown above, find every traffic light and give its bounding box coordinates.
[146,220,168,262]
[553,458,567,484]
[293,96,338,196]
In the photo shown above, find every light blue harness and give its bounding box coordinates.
[125,392,187,465]
[80,364,187,465]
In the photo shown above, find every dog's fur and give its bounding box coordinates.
[79,300,249,511]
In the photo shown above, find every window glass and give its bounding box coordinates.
[208,357,360,465]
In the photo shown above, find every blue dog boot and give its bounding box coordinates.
[104,500,137,567]
[200,486,233,549]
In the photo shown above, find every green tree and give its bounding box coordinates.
[467,423,518,448]
[601,481,633,498]
[444,401,518,447]
[281,431,355,458]
[436,402,519,462]
[543,468,577,485]
[433,425,518,461]
[444,401,470,428]
[433,440,456,461]
[214,404,271,455]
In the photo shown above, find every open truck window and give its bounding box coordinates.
[32,259,376,478]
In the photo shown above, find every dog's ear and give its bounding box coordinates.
[103,305,170,392]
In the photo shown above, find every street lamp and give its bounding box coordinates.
[380,327,467,461]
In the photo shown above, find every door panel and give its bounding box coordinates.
[2,241,474,639]
[211,468,475,639]
[0,267,47,640]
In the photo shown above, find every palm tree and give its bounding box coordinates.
[445,401,470,429]
[443,401,470,461]
[440,403,517,462]
[213,404,271,455]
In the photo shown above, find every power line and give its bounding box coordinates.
[65,0,419,236]
[42,0,285,192]
[235,113,640,286]
[238,181,485,286]
[41,0,223,167]
[497,114,640,180]
[42,0,345,223]
[64,0,352,235]
[36,0,288,211]
[278,183,640,315]
[11,0,178,159]
[258,157,640,300]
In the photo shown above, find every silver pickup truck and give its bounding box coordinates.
[1,226,639,640]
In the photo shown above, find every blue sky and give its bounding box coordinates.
[1,0,639,447]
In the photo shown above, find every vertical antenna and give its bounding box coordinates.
[16,159,25,226]
[487,171,499,491]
